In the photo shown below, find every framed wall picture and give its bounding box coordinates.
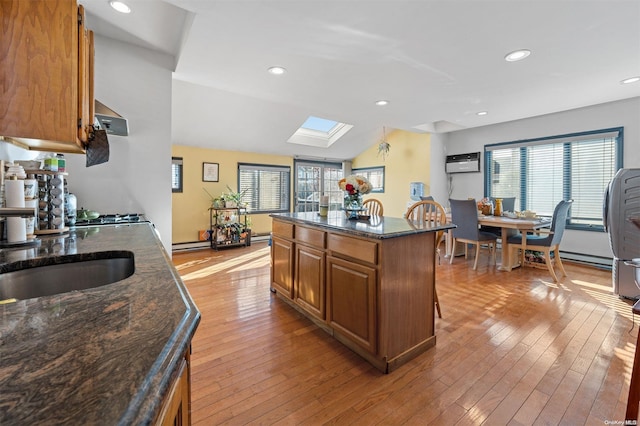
[203,162,219,182]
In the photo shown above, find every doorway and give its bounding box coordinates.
[294,160,344,212]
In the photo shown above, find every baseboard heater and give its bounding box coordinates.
[172,234,270,252]
[560,251,612,270]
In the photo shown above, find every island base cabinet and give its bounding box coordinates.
[327,256,377,355]
[270,216,439,374]
[295,245,325,320]
[271,237,294,298]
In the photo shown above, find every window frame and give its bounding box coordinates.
[484,127,623,232]
[352,166,385,193]
[171,157,183,193]
[238,162,291,214]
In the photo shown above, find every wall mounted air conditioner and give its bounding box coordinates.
[445,152,481,173]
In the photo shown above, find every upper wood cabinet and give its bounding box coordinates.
[0,0,94,153]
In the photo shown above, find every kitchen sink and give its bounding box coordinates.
[0,251,135,301]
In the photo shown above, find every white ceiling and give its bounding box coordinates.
[83,0,640,160]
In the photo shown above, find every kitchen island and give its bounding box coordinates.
[270,211,453,373]
[0,222,200,425]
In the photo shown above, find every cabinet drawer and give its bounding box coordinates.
[272,220,294,239]
[328,234,378,265]
[295,226,325,248]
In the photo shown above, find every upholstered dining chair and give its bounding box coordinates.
[481,196,517,237]
[362,198,384,216]
[491,196,516,213]
[405,199,447,318]
[506,199,573,282]
[448,198,497,270]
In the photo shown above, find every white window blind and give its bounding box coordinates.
[238,163,290,213]
[171,157,183,193]
[485,128,622,230]
[352,166,385,193]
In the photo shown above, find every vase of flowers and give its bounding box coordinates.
[339,175,372,219]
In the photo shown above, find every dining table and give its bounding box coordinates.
[479,215,553,270]
[446,214,552,271]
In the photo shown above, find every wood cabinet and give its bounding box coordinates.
[326,255,376,354]
[271,236,294,298]
[270,215,438,373]
[1,0,94,153]
[155,349,191,426]
[295,244,325,320]
[271,221,295,298]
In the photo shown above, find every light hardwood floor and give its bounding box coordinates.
[173,241,636,425]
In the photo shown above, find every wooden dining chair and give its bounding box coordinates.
[448,198,497,270]
[506,200,573,282]
[405,199,447,318]
[362,198,384,216]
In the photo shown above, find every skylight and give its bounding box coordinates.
[288,115,353,148]
[301,116,339,133]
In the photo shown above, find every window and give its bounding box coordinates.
[294,160,343,212]
[238,163,290,213]
[485,127,623,231]
[172,157,183,193]
[352,166,385,193]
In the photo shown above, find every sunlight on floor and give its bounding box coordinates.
[180,247,271,281]
[619,341,637,383]
[571,278,636,322]
[174,256,221,271]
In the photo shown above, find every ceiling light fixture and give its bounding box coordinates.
[267,66,286,75]
[375,100,389,106]
[504,49,531,62]
[477,111,488,116]
[109,1,131,13]
[621,76,640,84]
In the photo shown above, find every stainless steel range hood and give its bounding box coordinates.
[94,100,129,136]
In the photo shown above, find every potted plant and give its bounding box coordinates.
[222,185,248,208]
[203,188,225,208]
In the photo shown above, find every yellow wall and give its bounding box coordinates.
[172,129,430,243]
[172,145,293,243]
[352,129,431,218]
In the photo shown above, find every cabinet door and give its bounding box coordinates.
[271,237,294,299]
[327,256,377,354]
[77,5,94,144]
[1,0,87,152]
[295,244,325,320]
[156,357,189,426]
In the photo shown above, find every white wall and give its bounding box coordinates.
[65,35,174,254]
[430,97,640,259]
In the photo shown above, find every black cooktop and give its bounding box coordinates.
[74,213,146,226]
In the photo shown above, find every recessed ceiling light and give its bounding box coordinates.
[267,66,286,75]
[621,76,640,84]
[477,111,488,116]
[109,1,131,13]
[375,100,389,106]
[504,49,531,62]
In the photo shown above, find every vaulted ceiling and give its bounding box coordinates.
[83,0,640,159]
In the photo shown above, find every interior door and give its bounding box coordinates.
[294,161,343,212]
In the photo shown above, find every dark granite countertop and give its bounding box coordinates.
[0,223,200,425]
[271,211,454,239]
